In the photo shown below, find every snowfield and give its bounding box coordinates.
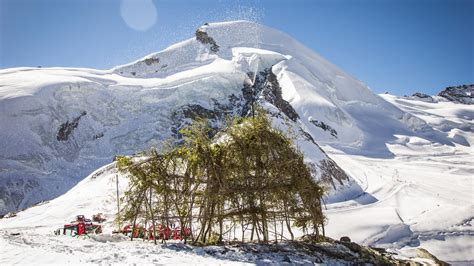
[0,165,247,265]
[0,162,447,265]
[323,94,474,263]
[0,21,473,264]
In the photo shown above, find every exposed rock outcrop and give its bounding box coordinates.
[195,29,220,53]
[171,237,446,265]
[171,66,301,139]
[411,92,435,102]
[143,57,160,66]
[170,104,221,139]
[438,84,474,104]
[412,92,431,99]
[261,70,299,122]
[319,159,350,190]
[309,119,338,137]
[56,111,87,141]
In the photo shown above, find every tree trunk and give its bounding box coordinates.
[147,188,157,245]
[218,207,223,243]
[285,216,294,241]
[130,190,146,241]
[273,213,277,243]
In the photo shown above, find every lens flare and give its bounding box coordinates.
[120,0,157,31]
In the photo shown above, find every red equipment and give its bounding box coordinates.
[78,222,85,235]
[146,224,171,240]
[114,223,191,241]
[92,213,106,223]
[173,226,191,240]
[55,215,102,236]
[147,224,191,240]
[120,224,147,238]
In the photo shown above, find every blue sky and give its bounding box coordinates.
[1,0,472,95]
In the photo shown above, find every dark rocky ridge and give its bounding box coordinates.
[195,28,220,53]
[438,84,474,104]
[171,67,301,140]
[309,119,338,138]
[170,65,350,190]
[319,159,349,189]
[412,92,434,101]
[412,92,432,99]
[261,70,300,122]
[56,111,87,141]
[143,57,160,66]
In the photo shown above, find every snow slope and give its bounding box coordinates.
[0,164,247,265]
[324,94,474,263]
[0,162,440,265]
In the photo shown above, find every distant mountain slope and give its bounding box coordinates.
[438,84,474,105]
[0,21,465,216]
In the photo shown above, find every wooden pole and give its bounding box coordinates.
[116,174,120,231]
[149,188,157,245]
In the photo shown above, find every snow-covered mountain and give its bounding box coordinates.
[1,22,342,214]
[0,20,410,215]
[1,20,473,263]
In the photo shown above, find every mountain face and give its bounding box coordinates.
[438,84,474,104]
[0,21,464,216]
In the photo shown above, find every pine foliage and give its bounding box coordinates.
[116,112,326,244]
